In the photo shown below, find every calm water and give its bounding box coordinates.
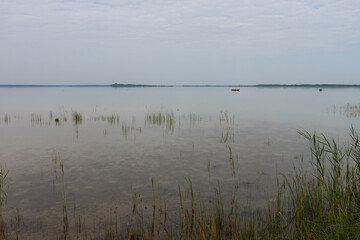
[0,87,359,238]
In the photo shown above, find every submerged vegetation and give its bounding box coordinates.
[0,127,359,239]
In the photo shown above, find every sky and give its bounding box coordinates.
[0,0,360,85]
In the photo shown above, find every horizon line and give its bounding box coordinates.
[1,83,360,88]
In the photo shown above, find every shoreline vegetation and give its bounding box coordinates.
[1,83,360,88]
[1,127,360,239]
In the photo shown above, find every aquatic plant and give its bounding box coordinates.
[220,111,235,143]
[72,111,82,125]
[3,114,10,124]
[189,113,202,127]
[269,126,360,239]
[145,111,175,132]
[0,167,8,209]
[0,166,8,239]
[30,113,42,126]
[107,114,120,125]
[55,118,60,126]
[60,161,69,239]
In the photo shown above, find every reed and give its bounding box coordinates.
[60,160,69,239]
[30,113,42,126]
[72,111,83,125]
[0,167,7,209]
[106,114,120,125]
[220,111,235,143]
[4,114,10,124]
[269,126,360,239]
[145,111,175,131]
[0,166,8,239]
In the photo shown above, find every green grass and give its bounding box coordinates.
[270,126,360,239]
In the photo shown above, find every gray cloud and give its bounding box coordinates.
[0,0,359,84]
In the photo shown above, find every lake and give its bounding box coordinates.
[0,87,359,239]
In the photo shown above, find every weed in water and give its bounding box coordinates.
[0,166,8,239]
[4,114,10,124]
[72,111,82,125]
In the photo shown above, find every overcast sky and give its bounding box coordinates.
[0,0,359,85]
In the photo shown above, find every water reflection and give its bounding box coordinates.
[344,104,360,118]
[327,103,360,119]
[30,114,43,126]
[220,111,235,143]
[92,114,120,125]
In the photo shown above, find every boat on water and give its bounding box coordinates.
[231,89,240,91]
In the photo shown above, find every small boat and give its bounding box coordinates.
[231,89,240,92]
[319,88,322,92]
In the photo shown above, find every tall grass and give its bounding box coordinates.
[0,166,8,239]
[270,126,360,239]
[0,167,7,210]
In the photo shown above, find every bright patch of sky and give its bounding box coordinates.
[0,0,359,85]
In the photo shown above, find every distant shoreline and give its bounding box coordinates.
[0,84,110,88]
[1,84,360,88]
[254,84,360,88]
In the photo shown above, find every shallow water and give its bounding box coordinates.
[0,87,359,238]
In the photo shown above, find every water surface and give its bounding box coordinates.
[0,87,359,238]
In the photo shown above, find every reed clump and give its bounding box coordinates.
[4,114,10,124]
[72,111,83,125]
[269,126,360,239]
[145,111,175,131]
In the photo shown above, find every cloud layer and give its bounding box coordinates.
[1,0,360,84]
